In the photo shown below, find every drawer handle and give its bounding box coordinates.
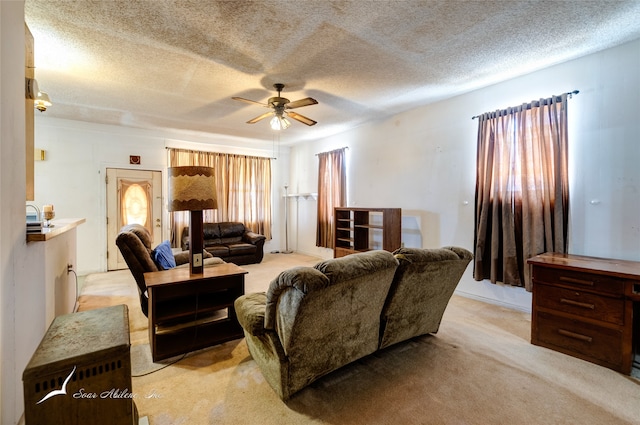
[558,328,593,343]
[560,298,595,310]
[559,276,594,287]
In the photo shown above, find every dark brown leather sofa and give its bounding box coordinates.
[181,222,266,265]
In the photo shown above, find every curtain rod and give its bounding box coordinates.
[165,146,276,159]
[315,146,349,156]
[471,90,579,120]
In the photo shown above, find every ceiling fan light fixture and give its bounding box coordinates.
[270,114,291,131]
[233,83,317,130]
[34,91,52,112]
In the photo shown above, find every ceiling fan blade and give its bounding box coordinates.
[287,111,317,126]
[247,111,274,124]
[232,97,269,108]
[285,97,318,109]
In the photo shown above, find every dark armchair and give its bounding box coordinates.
[115,224,222,316]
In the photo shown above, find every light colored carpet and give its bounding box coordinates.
[78,253,640,425]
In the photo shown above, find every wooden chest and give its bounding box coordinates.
[529,253,640,374]
[23,305,136,424]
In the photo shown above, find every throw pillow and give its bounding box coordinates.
[153,240,176,270]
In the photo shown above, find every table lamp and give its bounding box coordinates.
[167,166,217,274]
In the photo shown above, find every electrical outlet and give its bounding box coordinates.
[193,253,202,267]
[67,264,73,273]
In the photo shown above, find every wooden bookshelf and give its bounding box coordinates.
[333,207,401,258]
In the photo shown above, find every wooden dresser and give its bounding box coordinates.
[528,253,640,374]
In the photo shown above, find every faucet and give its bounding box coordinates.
[26,204,41,222]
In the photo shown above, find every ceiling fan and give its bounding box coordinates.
[232,83,318,130]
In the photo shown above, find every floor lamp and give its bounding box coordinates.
[282,184,293,254]
[168,166,217,274]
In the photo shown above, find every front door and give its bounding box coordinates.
[106,168,162,270]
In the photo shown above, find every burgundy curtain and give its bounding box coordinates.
[316,148,347,248]
[474,94,570,290]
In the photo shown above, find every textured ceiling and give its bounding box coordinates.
[24,0,640,145]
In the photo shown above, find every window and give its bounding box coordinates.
[168,148,272,246]
[474,93,572,290]
[119,180,152,234]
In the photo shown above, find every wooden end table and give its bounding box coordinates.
[144,263,247,361]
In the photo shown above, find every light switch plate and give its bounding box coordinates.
[193,253,203,267]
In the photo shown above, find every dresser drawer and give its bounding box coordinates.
[535,311,623,367]
[532,266,625,295]
[535,284,625,325]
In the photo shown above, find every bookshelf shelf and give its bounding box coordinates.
[333,207,401,258]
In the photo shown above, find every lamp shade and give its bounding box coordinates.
[167,166,217,212]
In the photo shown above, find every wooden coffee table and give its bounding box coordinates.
[144,263,247,361]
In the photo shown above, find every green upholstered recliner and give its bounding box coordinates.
[234,246,472,400]
[234,250,399,400]
[379,246,473,349]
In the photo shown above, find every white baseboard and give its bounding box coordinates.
[454,290,532,314]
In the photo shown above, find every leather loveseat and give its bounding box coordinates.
[234,246,472,400]
[181,222,266,265]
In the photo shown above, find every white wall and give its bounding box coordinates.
[1,6,79,423]
[289,39,640,312]
[32,118,290,275]
[1,2,38,424]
